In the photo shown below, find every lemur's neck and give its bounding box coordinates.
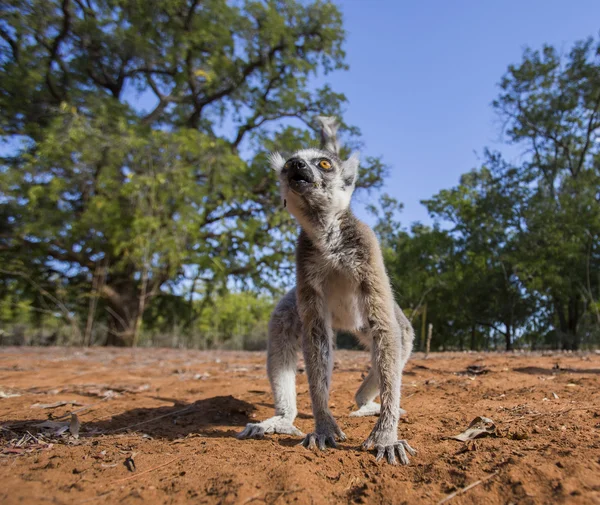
[299,207,357,252]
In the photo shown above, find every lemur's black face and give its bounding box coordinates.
[269,146,359,225]
[282,152,337,195]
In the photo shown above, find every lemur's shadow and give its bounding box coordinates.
[1,395,371,453]
[0,395,259,442]
[91,395,257,440]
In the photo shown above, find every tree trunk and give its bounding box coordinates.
[556,296,581,351]
[106,318,134,346]
[425,323,432,358]
[132,267,149,347]
[420,303,427,352]
[84,262,106,346]
[470,323,476,351]
[567,297,580,350]
[555,300,568,350]
[102,282,141,347]
[505,324,512,351]
[106,300,138,346]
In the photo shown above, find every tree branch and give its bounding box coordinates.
[476,320,508,337]
[195,41,287,119]
[45,0,72,102]
[0,26,19,62]
[141,72,184,124]
[184,0,199,30]
[574,92,600,175]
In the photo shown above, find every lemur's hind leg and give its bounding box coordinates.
[350,358,407,418]
[238,290,303,439]
[349,331,379,416]
[350,328,408,418]
[350,365,380,417]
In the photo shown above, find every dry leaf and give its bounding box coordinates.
[31,400,83,409]
[448,416,497,442]
[69,413,81,438]
[34,419,70,436]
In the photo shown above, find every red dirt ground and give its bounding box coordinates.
[0,347,599,505]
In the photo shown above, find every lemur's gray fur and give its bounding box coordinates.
[237,117,416,465]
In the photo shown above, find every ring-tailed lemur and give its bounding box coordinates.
[238,117,416,465]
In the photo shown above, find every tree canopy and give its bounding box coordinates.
[0,0,385,345]
[376,37,600,351]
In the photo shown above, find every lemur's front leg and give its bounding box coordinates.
[298,285,346,450]
[360,284,416,465]
[238,292,303,440]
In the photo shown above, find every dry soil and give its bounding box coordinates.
[0,347,599,504]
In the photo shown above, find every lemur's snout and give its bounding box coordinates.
[287,158,306,171]
[285,157,315,194]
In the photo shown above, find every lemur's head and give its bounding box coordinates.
[269,117,359,227]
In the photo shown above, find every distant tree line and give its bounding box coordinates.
[372,38,600,351]
[1,1,598,350]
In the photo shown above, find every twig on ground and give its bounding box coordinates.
[437,471,499,504]
[53,395,114,421]
[113,457,177,484]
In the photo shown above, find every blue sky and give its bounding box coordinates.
[329,0,600,227]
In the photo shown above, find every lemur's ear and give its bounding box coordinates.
[316,116,340,155]
[342,152,360,187]
[268,152,286,173]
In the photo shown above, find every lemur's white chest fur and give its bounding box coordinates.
[325,271,366,333]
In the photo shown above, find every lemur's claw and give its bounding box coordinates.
[300,429,346,451]
[237,423,266,439]
[364,439,416,465]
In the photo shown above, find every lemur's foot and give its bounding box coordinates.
[237,416,303,440]
[362,422,416,465]
[350,401,380,417]
[350,403,407,418]
[364,440,416,465]
[300,429,347,450]
[300,415,346,450]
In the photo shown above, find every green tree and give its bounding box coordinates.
[0,0,385,345]
[493,37,600,349]
[423,161,536,351]
[374,36,600,351]
[374,183,528,352]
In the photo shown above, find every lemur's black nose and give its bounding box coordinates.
[286,158,306,170]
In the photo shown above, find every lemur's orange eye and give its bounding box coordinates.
[319,159,332,170]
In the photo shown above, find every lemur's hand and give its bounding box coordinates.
[362,421,416,465]
[300,413,346,450]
